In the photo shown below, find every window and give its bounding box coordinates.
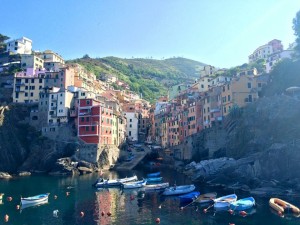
[31,86,35,90]
[247,82,252,88]
[81,117,84,122]
[25,86,28,90]
[86,117,89,122]
[86,127,89,131]
[248,95,253,102]
[30,93,33,97]
[129,124,132,128]
[258,83,262,88]
[25,79,28,83]
[15,93,19,98]
[130,119,132,122]
[86,100,90,105]
[228,95,231,101]
[92,126,95,131]
[129,131,131,136]
[25,93,28,97]
[31,79,34,83]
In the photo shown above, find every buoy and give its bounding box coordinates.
[239,211,247,217]
[155,218,160,224]
[66,192,70,196]
[80,211,85,217]
[180,207,183,210]
[16,205,20,210]
[130,195,135,200]
[278,211,283,217]
[7,197,12,202]
[101,211,105,216]
[4,214,9,222]
[203,208,207,213]
[107,212,111,216]
[54,195,58,199]
[53,210,59,217]
[228,209,234,214]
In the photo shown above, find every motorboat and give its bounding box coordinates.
[162,184,195,196]
[21,193,50,205]
[147,172,161,177]
[178,191,200,203]
[214,194,237,210]
[143,182,169,192]
[194,192,217,204]
[122,180,147,189]
[94,175,138,188]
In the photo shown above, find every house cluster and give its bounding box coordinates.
[3,37,152,162]
[248,39,294,73]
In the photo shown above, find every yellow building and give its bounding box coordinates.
[222,76,258,116]
[13,69,46,103]
[21,54,44,70]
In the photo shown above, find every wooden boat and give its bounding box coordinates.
[0,193,4,200]
[230,197,255,211]
[178,191,200,203]
[147,172,161,177]
[143,182,169,191]
[269,198,300,214]
[122,180,147,189]
[94,175,138,188]
[146,177,163,183]
[214,194,237,210]
[162,184,196,196]
[21,193,49,205]
[194,192,217,204]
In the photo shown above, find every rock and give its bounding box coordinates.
[18,171,31,176]
[0,172,12,179]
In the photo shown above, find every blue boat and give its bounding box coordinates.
[147,172,161,178]
[230,197,255,211]
[178,191,200,203]
[146,177,163,183]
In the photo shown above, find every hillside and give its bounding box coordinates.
[68,57,206,102]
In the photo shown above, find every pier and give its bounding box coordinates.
[115,146,151,171]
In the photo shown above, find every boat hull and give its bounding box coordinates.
[147,172,161,178]
[179,191,200,203]
[143,182,169,192]
[21,193,49,205]
[122,180,147,189]
[194,192,217,204]
[230,197,255,211]
[162,185,195,196]
[95,175,138,188]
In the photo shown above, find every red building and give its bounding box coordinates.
[77,98,113,144]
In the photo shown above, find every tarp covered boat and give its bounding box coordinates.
[122,180,147,189]
[162,184,195,196]
[143,182,169,192]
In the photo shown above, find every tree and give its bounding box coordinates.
[0,34,9,53]
[293,10,300,58]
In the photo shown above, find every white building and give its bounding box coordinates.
[21,54,44,70]
[196,76,212,92]
[35,50,65,64]
[266,50,293,73]
[210,76,231,87]
[124,112,138,141]
[6,37,32,54]
[39,87,74,128]
[200,65,216,77]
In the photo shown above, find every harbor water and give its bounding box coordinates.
[0,168,299,225]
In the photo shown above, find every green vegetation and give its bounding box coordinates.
[0,34,9,53]
[293,10,300,58]
[68,57,206,102]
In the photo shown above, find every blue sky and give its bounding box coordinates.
[0,0,299,68]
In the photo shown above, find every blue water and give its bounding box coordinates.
[0,168,299,225]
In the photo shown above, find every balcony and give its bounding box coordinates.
[51,106,57,110]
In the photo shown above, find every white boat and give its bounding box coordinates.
[122,180,147,189]
[94,175,138,188]
[21,193,50,205]
[214,194,237,210]
[0,193,4,200]
[162,184,195,196]
[143,182,169,191]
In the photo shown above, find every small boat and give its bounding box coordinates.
[214,194,237,210]
[122,180,147,189]
[143,182,169,191]
[94,175,138,188]
[194,192,217,204]
[146,177,163,183]
[178,191,200,203]
[147,172,161,177]
[162,184,196,196]
[269,198,300,214]
[21,193,50,205]
[230,197,255,211]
